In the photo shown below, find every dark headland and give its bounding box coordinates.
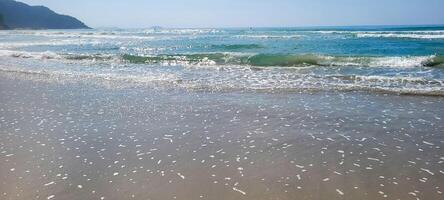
[0,0,89,30]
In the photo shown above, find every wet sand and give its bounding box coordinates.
[1,73,444,200]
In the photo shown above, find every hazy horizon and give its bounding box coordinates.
[17,0,444,29]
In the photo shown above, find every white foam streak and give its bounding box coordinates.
[0,63,180,87]
[0,39,102,48]
[0,30,155,40]
[234,35,302,39]
[357,33,444,39]
[314,30,444,39]
[143,28,223,35]
[368,56,435,68]
[0,50,61,60]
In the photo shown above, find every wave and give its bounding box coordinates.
[0,30,156,40]
[0,65,180,88]
[2,49,443,68]
[0,50,120,65]
[356,33,444,39]
[331,75,444,86]
[211,44,264,50]
[316,30,444,34]
[0,50,62,60]
[233,35,302,39]
[1,52,443,96]
[0,29,223,40]
[0,39,104,49]
[143,28,223,35]
[121,53,444,68]
[1,63,443,96]
[424,56,444,67]
[312,30,444,39]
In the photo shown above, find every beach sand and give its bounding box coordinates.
[1,72,443,200]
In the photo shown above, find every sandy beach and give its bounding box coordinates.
[1,72,443,200]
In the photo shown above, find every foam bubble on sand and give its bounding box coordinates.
[421,168,435,175]
[336,189,344,195]
[44,181,55,186]
[233,187,246,195]
[177,173,185,179]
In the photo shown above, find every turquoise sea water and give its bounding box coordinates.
[1,26,444,95]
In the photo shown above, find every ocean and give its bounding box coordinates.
[0,26,443,94]
[1,26,444,200]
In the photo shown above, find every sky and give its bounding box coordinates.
[19,0,444,28]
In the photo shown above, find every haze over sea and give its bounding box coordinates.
[1,25,444,200]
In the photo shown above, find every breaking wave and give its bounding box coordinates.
[233,35,302,39]
[121,53,444,68]
[356,33,444,39]
[1,50,443,68]
[1,52,443,96]
[1,62,443,96]
[210,44,264,50]
[1,27,444,96]
[314,30,444,39]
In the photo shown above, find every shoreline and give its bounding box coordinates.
[1,73,443,200]
[1,69,444,97]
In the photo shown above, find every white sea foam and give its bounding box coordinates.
[313,30,444,39]
[316,55,436,68]
[143,28,223,35]
[316,30,444,34]
[0,63,180,88]
[1,46,443,96]
[0,49,62,60]
[1,59,443,96]
[0,50,121,65]
[0,30,156,40]
[0,48,440,69]
[0,39,102,49]
[350,75,439,85]
[356,33,444,39]
[367,55,435,68]
[233,35,302,39]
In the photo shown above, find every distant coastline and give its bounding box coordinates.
[0,0,89,30]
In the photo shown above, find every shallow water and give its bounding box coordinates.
[1,26,444,95]
[1,76,443,200]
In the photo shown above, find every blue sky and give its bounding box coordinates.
[20,0,444,28]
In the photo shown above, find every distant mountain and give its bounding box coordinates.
[0,0,90,29]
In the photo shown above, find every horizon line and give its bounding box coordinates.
[91,23,444,30]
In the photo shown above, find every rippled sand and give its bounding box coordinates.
[1,73,443,200]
